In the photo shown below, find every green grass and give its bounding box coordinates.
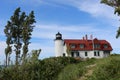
[0,57,79,80]
[57,55,120,80]
[57,58,96,80]
[1,55,120,80]
[88,55,120,80]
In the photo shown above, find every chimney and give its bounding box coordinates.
[85,34,88,40]
[90,34,93,40]
[83,37,85,40]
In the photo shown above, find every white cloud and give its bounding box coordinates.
[74,0,115,18]
[39,0,119,26]
[33,24,102,39]
[32,23,120,52]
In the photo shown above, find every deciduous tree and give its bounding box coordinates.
[4,7,36,65]
[4,21,12,67]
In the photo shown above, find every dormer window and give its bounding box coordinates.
[80,44,84,48]
[70,44,76,48]
[94,44,100,48]
[104,44,108,48]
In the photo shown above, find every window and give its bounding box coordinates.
[104,44,108,48]
[80,44,84,48]
[70,44,76,48]
[71,52,74,57]
[63,53,65,57]
[98,51,100,56]
[76,52,79,57]
[94,44,100,48]
[94,51,96,56]
[104,51,110,55]
[85,52,87,56]
[94,51,100,56]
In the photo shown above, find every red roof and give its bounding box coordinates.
[64,38,112,51]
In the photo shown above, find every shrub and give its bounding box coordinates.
[41,57,79,80]
[0,57,79,80]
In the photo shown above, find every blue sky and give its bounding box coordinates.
[0,0,120,63]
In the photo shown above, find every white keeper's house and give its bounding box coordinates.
[54,32,113,58]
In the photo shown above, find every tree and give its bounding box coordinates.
[10,7,23,65]
[22,11,36,62]
[4,21,12,67]
[30,49,41,62]
[4,7,36,66]
[101,0,120,38]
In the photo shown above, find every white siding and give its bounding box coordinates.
[62,44,111,58]
[63,44,68,56]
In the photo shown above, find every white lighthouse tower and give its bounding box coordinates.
[54,32,63,57]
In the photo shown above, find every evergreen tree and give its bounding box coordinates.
[101,0,120,38]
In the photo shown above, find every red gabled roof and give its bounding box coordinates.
[64,38,112,51]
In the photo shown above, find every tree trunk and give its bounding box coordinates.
[5,54,8,67]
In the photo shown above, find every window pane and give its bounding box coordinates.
[85,52,87,56]
[94,44,100,48]
[104,44,108,48]
[70,44,76,48]
[80,44,84,48]
[98,51,100,56]
[94,51,96,56]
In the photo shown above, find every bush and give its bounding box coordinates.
[0,57,79,80]
[41,57,79,80]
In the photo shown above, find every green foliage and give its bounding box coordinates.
[57,58,96,80]
[22,11,36,61]
[4,21,12,67]
[88,55,120,80]
[0,57,79,80]
[101,0,120,8]
[58,64,86,80]
[1,55,120,80]
[4,7,36,65]
[41,57,79,80]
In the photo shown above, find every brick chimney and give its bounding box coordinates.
[85,34,88,41]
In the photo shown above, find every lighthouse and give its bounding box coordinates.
[54,32,63,57]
